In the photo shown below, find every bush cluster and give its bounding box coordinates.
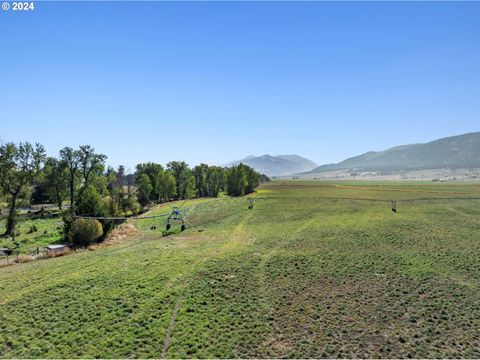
[69,218,103,247]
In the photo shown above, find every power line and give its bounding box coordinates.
[73,213,172,221]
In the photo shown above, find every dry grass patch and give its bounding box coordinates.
[14,248,74,263]
[102,222,138,246]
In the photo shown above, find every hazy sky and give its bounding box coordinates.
[1,1,479,170]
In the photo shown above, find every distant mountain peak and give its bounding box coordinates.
[228,154,317,176]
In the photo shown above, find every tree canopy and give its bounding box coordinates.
[0,142,46,235]
[0,141,261,244]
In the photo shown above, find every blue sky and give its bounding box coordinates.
[1,1,479,170]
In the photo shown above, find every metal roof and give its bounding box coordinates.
[46,244,65,250]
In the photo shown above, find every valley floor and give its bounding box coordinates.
[1,181,479,358]
[294,167,480,181]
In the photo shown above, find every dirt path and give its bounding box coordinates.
[160,208,255,357]
[161,273,189,358]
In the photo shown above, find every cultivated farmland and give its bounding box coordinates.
[1,181,479,358]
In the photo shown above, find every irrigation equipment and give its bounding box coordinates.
[72,199,218,232]
[391,200,397,213]
[165,202,196,231]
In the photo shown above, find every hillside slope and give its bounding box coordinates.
[308,132,480,173]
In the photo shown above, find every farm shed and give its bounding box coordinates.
[46,244,66,254]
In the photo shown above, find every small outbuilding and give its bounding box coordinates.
[46,244,66,254]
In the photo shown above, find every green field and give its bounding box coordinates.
[1,181,479,358]
[0,214,64,255]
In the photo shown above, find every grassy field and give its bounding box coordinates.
[1,181,479,358]
[0,213,64,255]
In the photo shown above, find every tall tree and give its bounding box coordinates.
[78,145,107,190]
[0,142,46,235]
[75,185,108,218]
[225,164,259,197]
[206,166,225,197]
[59,147,81,212]
[156,171,176,202]
[135,162,165,201]
[44,157,69,210]
[137,173,153,205]
[243,164,261,194]
[226,164,248,197]
[117,165,126,187]
[126,170,135,197]
[184,175,197,199]
[167,161,191,199]
[193,164,209,197]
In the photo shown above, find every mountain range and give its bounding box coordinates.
[228,154,318,176]
[307,132,480,174]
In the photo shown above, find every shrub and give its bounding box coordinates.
[122,195,141,215]
[69,218,103,247]
[62,213,74,237]
[28,224,38,233]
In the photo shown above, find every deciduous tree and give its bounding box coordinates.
[137,173,153,205]
[156,171,176,202]
[167,161,191,199]
[206,166,225,197]
[78,145,107,190]
[225,164,259,197]
[44,157,69,210]
[0,142,46,235]
[59,147,81,213]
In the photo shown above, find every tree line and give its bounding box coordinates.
[0,142,264,239]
